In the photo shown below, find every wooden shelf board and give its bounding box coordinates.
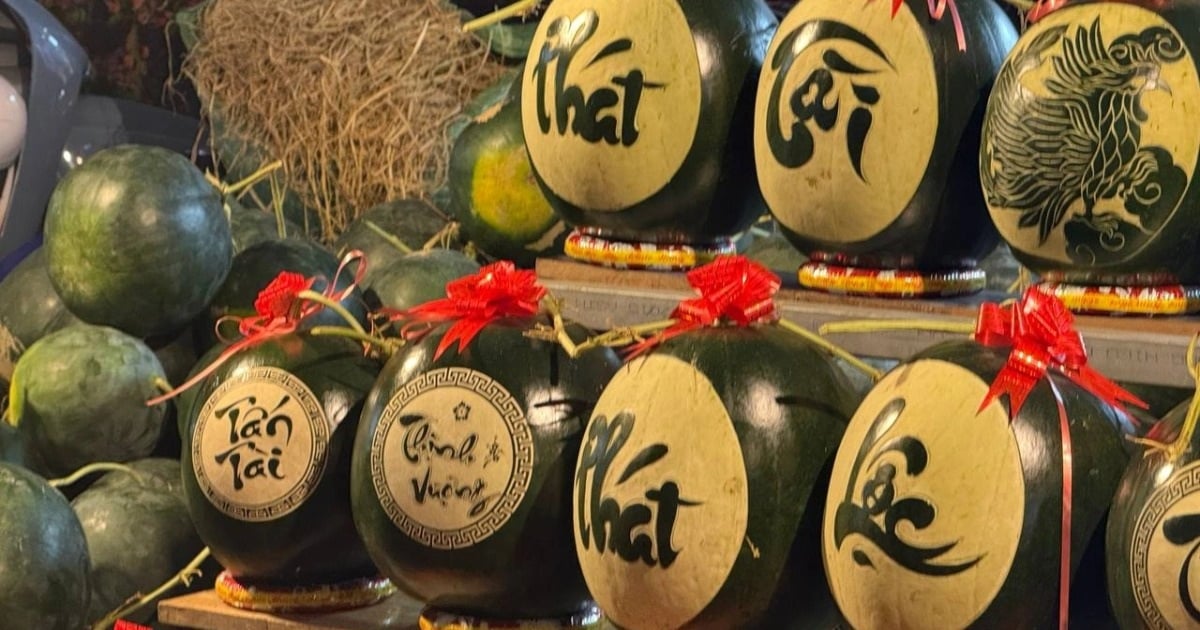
[157,590,423,630]
[536,258,1200,388]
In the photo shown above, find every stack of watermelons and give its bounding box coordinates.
[0,136,483,627]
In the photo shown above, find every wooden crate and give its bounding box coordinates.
[157,590,424,630]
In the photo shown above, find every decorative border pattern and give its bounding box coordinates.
[192,366,330,522]
[565,230,735,271]
[1035,282,1200,315]
[1131,462,1200,629]
[799,262,985,297]
[370,367,534,549]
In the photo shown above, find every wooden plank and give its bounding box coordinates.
[536,258,1200,388]
[157,590,423,630]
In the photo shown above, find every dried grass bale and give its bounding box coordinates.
[185,0,505,241]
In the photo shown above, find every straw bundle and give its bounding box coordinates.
[185,0,506,241]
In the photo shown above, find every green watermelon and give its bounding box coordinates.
[0,247,81,382]
[8,323,168,477]
[1107,401,1200,629]
[0,462,90,629]
[195,239,369,353]
[44,145,233,338]
[521,0,776,250]
[823,340,1128,629]
[448,80,566,267]
[180,334,381,585]
[72,458,210,625]
[572,325,859,628]
[368,249,480,313]
[352,318,621,619]
[334,199,460,288]
[228,196,304,255]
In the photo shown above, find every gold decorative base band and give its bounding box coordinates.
[214,570,396,613]
[564,230,735,271]
[1034,282,1200,315]
[799,262,986,297]
[418,604,605,630]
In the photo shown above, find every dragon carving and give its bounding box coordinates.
[982,18,1188,264]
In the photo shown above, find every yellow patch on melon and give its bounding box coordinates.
[470,145,557,243]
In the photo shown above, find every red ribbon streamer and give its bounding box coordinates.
[974,288,1143,630]
[1048,379,1074,630]
[625,256,781,359]
[115,621,152,630]
[397,261,545,360]
[145,251,367,407]
[871,0,966,52]
[1027,0,1167,22]
[973,290,1146,421]
[1027,0,1069,22]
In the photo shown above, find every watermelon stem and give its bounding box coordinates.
[363,220,415,255]
[819,319,977,336]
[529,297,676,358]
[151,376,174,395]
[1007,266,1034,294]
[48,462,144,489]
[308,325,404,359]
[462,0,540,33]
[90,547,212,630]
[777,319,883,381]
[297,290,369,337]
[422,222,462,251]
[224,160,284,198]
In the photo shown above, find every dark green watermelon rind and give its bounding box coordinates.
[912,341,1129,629]
[179,334,380,584]
[0,248,80,364]
[653,326,860,629]
[448,78,565,268]
[195,239,370,354]
[1105,401,1191,629]
[351,319,621,619]
[44,146,233,338]
[0,462,91,630]
[10,324,168,477]
[334,199,461,288]
[72,459,208,624]
[368,250,481,315]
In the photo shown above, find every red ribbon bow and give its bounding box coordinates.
[115,621,152,630]
[974,288,1146,420]
[872,0,966,52]
[626,256,781,359]
[974,288,1144,630]
[401,261,546,360]
[145,251,366,407]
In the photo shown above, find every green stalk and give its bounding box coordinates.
[224,160,284,197]
[90,547,212,630]
[364,220,414,254]
[777,319,883,381]
[49,462,143,489]
[296,290,367,337]
[308,326,404,358]
[462,0,540,32]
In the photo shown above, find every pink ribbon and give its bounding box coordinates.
[872,0,966,52]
